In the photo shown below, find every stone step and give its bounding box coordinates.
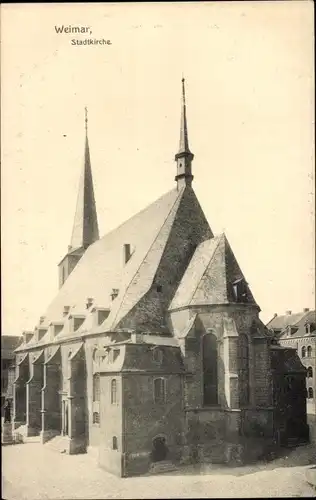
[149,461,178,475]
[44,435,69,454]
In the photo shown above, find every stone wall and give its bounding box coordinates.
[122,373,184,476]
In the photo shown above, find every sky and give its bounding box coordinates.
[1,1,315,335]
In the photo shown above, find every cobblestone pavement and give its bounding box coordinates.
[2,443,316,499]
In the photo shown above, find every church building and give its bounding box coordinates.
[13,80,309,477]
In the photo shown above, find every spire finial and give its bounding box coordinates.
[182,76,186,106]
[85,107,88,133]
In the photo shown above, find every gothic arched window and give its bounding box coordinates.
[111,379,117,404]
[307,345,312,357]
[93,373,100,402]
[202,333,218,406]
[154,378,166,404]
[307,367,313,378]
[302,346,306,358]
[239,334,250,406]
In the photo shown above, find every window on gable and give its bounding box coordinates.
[154,377,166,404]
[305,323,310,334]
[111,379,118,404]
[232,278,249,303]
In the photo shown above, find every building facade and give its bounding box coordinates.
[12,82,309,477]
[1,335,23,416]
[267,309,316,443]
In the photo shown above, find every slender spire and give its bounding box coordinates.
[70,107,99,251]
[175,78,194,188]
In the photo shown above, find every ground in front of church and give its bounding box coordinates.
[2,441,315,499]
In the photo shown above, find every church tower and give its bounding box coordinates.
[175,78,194,188]
[58,108,99,288]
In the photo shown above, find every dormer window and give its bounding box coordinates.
[305,323,311,335]
[111,289,119,301]
[287,325,293,336]
[73,316,85,331]
[51,322,63,337]
[110,348,120,363]
[37,328,47,341]
[123,244,132,264]
[232,278,249,303]
[97,309,110,325]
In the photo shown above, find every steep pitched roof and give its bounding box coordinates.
[169,233,257,310]
[267,311,309,331]
[274,310,316,339]
[46,187,183,326]
[70,120,99,251]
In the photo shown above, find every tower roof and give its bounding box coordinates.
[70,108,99,251]
[175,78,194,160]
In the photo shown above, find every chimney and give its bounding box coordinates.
[303,308,310,313]
[86,297,93,309]
[123,244,132,264]
[285,310,292,315]
[39,316,45,324]
[131,332,144,343]
[63,305,70,317]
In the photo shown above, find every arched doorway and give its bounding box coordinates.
[152,436,168,462]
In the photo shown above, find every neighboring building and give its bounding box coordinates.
[12,81,309,477]
[1,335,23,413]
[267,309,316,442]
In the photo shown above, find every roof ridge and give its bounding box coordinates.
[109,186,185,328]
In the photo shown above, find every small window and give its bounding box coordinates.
[307,367,313,378]
[93,412,100,424]
[93,374,100,402]
[154,377,166,404]
[112,436,118,450]
[111,349,120,363]
[307,345,312,357]
[308,387,314,399]
[111,379,117,404]
[302,346,306,358]
[232,278,249,303]
[156,285,162,293]
[152,348,163,364]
